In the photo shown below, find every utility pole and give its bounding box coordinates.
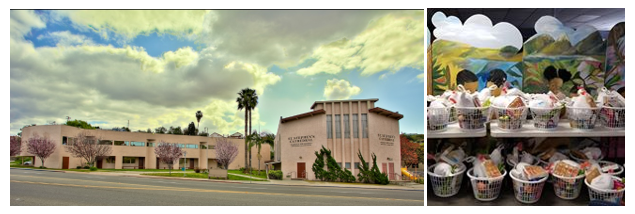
[128,120,130,130]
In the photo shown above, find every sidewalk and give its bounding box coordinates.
[11,167,424,191]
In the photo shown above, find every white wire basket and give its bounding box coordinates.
[530,106,562,129]
[510,172,549,204]
[566,106,600,129]
[595,161,624,177]
[585,176,625,205]
[427,163,467,197]
[455,106,490,131]
[600,106,625,129]
[466,168,507,201]
[492,105,527,130]
[449,106,458,124]
[427,107,450,132]
[551,172,585,200]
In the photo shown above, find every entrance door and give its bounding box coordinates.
[382,163,387,174]
[62,157,69,169]
[388,163,395,180]
[189,159,194,169]
[138,157,145,169]
[156,158,160,169]
[297,162,306,179]
[97,159,103,169]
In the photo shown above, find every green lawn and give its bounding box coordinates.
[142,173,268,182]
[227,170,268,179]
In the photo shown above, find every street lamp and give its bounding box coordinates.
[183,151,187,177]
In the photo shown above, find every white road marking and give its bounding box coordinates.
[233,186,267,190]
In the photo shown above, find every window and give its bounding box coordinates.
[201,145,207,149]
[362,114,368,138]
[105,157,115,163]
[185,144,198,149]
[353,114,359,138]
[124,141,130,146]
[63,137,75,145]
[354,162,361,169]
[345,163,351,169]
[209,145,215,150]
[147,143,154,147]
[62,136,68,145]
[99,140,113,145]
[178,144,185,148]
[344,114,350,138]
[123,157,136,164]
[326,115,332,139]
[130,141,145,147]
[114,141,125,146]
[335,115,341,138]
[336,162,341,167]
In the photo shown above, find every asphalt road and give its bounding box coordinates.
[10,169,423,206]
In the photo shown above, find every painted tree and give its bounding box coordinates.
[154,141,183,174]
[237,88,258,171]
[64,131,112,167]
[216,138,238,170]
[400,134,419,167]
[10,136,22,157]
[26,133,56,167]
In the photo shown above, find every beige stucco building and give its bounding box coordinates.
[18,125,268,170]
[272,99,403,180]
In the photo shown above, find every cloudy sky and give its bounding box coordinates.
[10,10,425,136]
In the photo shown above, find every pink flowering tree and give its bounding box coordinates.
[26,134,56,168]
[10,136,22,157]
[216,138,238,170]
[154,141,182,174]
[64,131,112,168]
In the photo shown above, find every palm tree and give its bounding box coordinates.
[262,133,275,169]
[196,111,203,135]
[247,131,262,175]
[236,88,257,172]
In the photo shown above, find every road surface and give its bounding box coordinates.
[10,168,423,206]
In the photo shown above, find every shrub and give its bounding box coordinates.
[357,151,389,185]
[312,146,356,183]
[39,166,47,169]
[76,166,82,169]
[89,167,98,171]
[268,170,283,180]
[239,167,245,172]
[83,166,90,169]
[194,167,201,173]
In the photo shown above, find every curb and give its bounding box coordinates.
[10,167,67,173]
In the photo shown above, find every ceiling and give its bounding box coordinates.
[427,8,625,41]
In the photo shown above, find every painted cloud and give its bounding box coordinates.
[431,11,523,50]
[532,16,598,46]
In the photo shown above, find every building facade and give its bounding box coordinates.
[273,99,403,180]
[19,125,268,170]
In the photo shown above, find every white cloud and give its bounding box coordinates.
[51,10,211,42]
[431,11,523,50]
[10,10,46,39]
[37,31,94,46]
[532,16,598,46]
[323,79,362,100]
[296,11,425,76]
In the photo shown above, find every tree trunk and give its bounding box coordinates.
[248,109,252,171]
[41,158,44,168]
[244,110,248,173]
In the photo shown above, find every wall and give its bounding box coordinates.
[368,112,401,177]
[278,114,327,180]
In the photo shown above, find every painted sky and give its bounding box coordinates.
[10,10,425,136]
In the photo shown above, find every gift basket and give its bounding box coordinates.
[466,160,507,201]
[493,105,527,130]
[427,99,451,132]
[585,174,625,205]
[566,89,600,129]
[597,87,626,129]
[528,91,563,129]
[428,163,467,197]
[548,160,586,200]
[509,162,549,204]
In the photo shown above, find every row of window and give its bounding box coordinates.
[335,162,367,169]
[326,114,368,139]
[62,137,209,149]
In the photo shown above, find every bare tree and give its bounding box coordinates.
[64,131,112,168]
[216,138,238,170]
[26,133,56,167]
[10,136,22,157]
[155,141,182,174]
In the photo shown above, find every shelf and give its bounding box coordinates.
[427,123,488,139]
[490,120,625,138]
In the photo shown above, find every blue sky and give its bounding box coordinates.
[10,10,425,136]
